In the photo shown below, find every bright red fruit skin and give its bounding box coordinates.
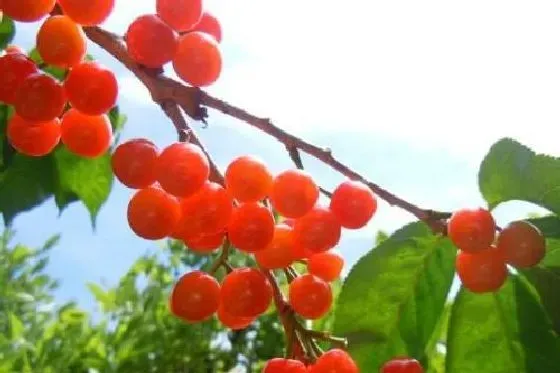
[293,205,341,254]
[312,349,358,373]
[497,220,546,268]
[263,358,307,373]
[330,180,377,229]
[456,246,508,293]
[447,208,496,253]
[192,11,222,42]
[381,357,424,373]
[307,251,344,282]
[169,270,220,323]
[125,14,178,68]
[173,31,222,87]
[156,0,202,32]
[0,53,37,104]
[289,274,332,320]
[64,61,118,115]
[14,73,66,122]
[220,268,272,318]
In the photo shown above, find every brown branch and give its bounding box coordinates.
[83,25,450,231]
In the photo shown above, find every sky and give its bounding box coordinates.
[4,0,560,311]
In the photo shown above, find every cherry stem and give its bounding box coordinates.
[209,240,232,275]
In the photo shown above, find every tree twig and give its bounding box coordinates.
[82,25,451,232]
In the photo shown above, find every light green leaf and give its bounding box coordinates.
[9,312,24,340]
[53,147,113,226]
[87,283,115,312]
[446,275,560,373]
[479,138,560,214]
[333,222,456,370]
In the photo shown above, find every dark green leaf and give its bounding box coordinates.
[522,267,560,334]
[333,222,456,370]
[479,138,560,214]
[0,154,55,224]
[0,16,15,50]
[446,275,560,373]
[52,147,113,226]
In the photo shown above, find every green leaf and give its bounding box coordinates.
[522,267,560,334]
[52,147,113,226]
[27,49,67,81]
[0,16,15,50]
[446,275,560,373]
[479,138,560,214]
[87,283,116,312]
[0,154,55,224]
[108,106,127,139]
[9,312,24,340]
[333,222,456,370]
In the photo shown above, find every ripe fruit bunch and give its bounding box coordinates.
[124,0,223,87]
[0,1,118,158]
[448,208,546,293]
[112,138,378,368]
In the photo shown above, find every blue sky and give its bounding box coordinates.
[4,0,560,310]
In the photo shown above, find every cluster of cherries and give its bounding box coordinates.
[448,208,546,293]
[111,138,376,318]
[125,0,223,87]
[0,0,119,158]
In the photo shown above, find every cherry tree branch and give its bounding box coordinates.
[83,26,450,229]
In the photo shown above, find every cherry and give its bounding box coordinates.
[169,270,220,323]
[225,155,273,203]
[3,0,55,22]
[192,11,222,43]
[174,181,233,239]
[293,205,341,254]
[64,61,118,116]
[111,138,159,189]
[127,186,181,240]
[156,142,210,198]
[7,115,61,157]
[456,245,508,293]
[14,73,66,122]
[60,109,112,158]
[255,224,296,269]
[381,357,424,373]
[271,169,319,219]
[311,349,358,373]
[36,15,87,68]
[289,274,332,319]
[217,303,254,330]
[263,358,307,373]
[220,267,272,318]
[228,202,275,253]
[156,0,202,32]
[58,0,115,26]
[0,53,38,104]
[125,14,178,68]
[330,180,377,229]
[173,31,222,87]
[497,220,546,268]
[447,208,496,253]
[183,230,225,254]
[307,251,344,282]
